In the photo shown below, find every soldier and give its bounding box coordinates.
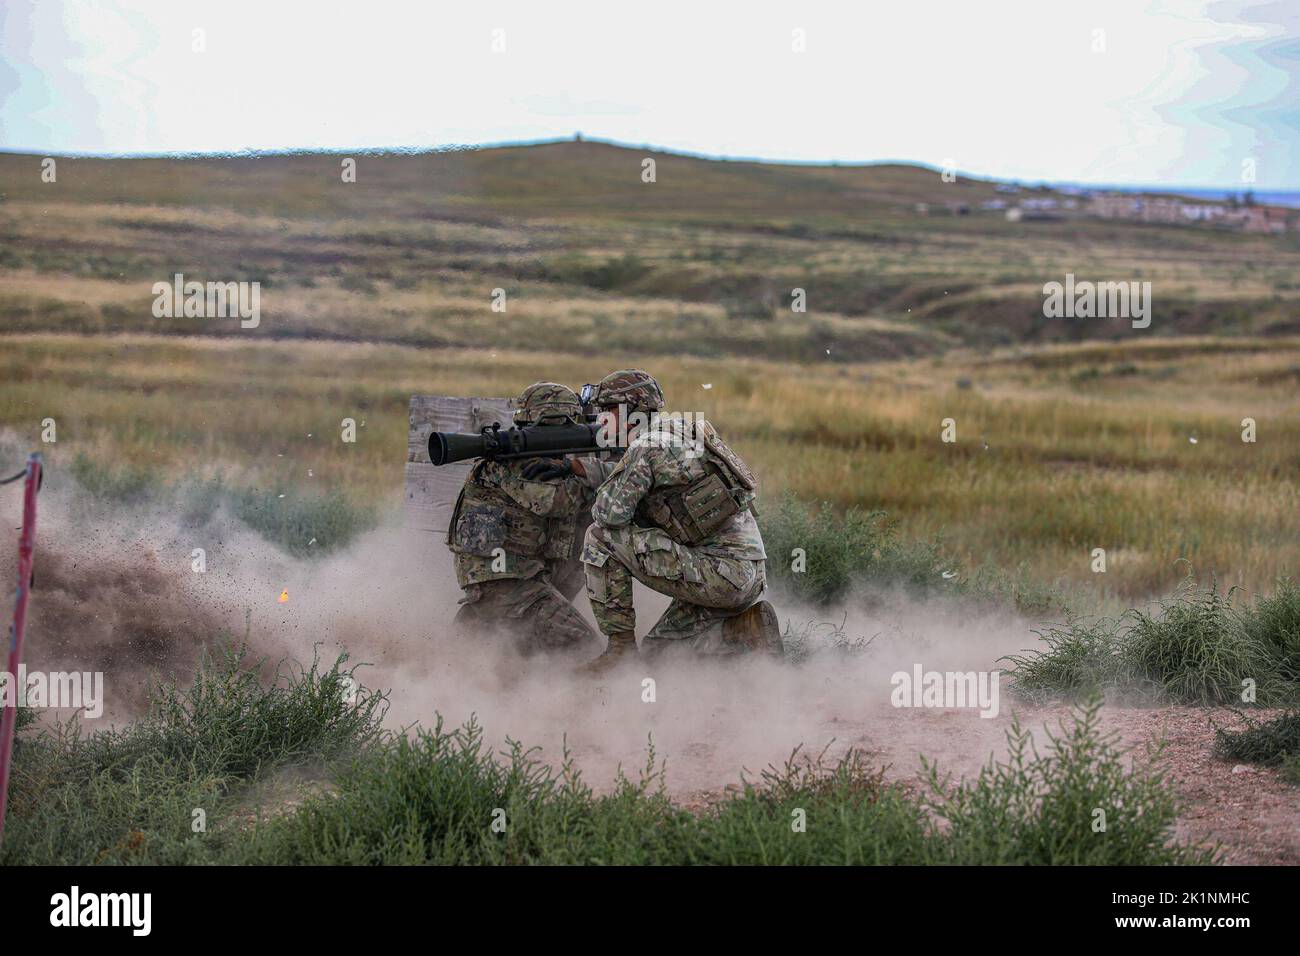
[571,369,781,671]
[447,382,599,657]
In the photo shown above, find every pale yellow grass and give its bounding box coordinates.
[1,332,1296,600]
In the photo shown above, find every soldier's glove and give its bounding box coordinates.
[522,458,573,482]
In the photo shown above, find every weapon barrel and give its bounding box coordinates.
[429,422,609,466]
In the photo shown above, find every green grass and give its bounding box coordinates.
[1,649,1216,865]
[1242,578,1300,682]
[1001,616,1125,701]
[924,699,1219,865]
[1124,581,1284,704]
[759,493,954,605]
[1,645,387,865]
[1213,711,1300,770]
[69,454,377,557]
[70,452,158,505]
[228,485,375,558]
[1003,577,1300,705]
[759,494,1073,616]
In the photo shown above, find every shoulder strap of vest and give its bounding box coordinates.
[696,420,757,491]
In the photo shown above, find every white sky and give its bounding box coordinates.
[0,0,1295,188]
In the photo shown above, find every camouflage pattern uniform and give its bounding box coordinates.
[449,383,598,655]
[579,370,768,658]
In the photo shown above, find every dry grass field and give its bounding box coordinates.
[2,330,1296,600]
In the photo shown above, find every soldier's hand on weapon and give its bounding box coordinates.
[522,458,573,481]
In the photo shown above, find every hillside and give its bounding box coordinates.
[1,141,1298,361]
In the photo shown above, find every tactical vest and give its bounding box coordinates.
[636,420,758,547]
[448,462,577,564]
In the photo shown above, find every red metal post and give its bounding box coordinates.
[0,453,42,844]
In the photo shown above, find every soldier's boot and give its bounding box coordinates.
[722,600,783,659]
[578,631,637,675]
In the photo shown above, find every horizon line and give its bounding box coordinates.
[0,134,1290,196]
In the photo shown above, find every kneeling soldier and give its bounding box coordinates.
[573,370,781,671]
[448,382,598,656]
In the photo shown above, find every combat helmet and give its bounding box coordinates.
[513,382,583,425]
[591,369,664,413]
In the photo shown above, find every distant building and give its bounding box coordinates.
[1181,203,1226,222]
[1231,206,1290,234]
[1139,198,1183,224]
[1086,189,1289,233]
[1088,194,1140,219]
[1008,201,1060,222]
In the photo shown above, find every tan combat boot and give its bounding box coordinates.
[579,631,637,675]
[722,600,783,659]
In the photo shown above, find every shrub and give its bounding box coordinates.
[1004,577,1298,705]
[1213,711,1300,768]
[1123,581,1286,705]
[759,494,952,606]
[254,701,1207,865]
[925,698,1220,865]
[1242,578,1300,682]
[1,645,385,865]
[1000,616,1124,702]
[226,486,375,557]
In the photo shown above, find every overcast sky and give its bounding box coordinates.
[1,0,1296,189]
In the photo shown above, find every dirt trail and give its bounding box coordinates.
[3,479,1295,864]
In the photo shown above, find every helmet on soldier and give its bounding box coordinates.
[593,369,664,413]
[514,382,582,425]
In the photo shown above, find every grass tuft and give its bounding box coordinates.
[1003,576,1300,706]
[1,644,386,865]
[1213,711,1300,769]
[925,697,1220,865]
[760,493,952,606]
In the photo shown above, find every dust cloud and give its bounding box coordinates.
[2,467,1049,797]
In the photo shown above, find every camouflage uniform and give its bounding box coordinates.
[449,383,597,655]
[579,371,768,658]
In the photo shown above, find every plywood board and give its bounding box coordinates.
[404,394,516,534]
